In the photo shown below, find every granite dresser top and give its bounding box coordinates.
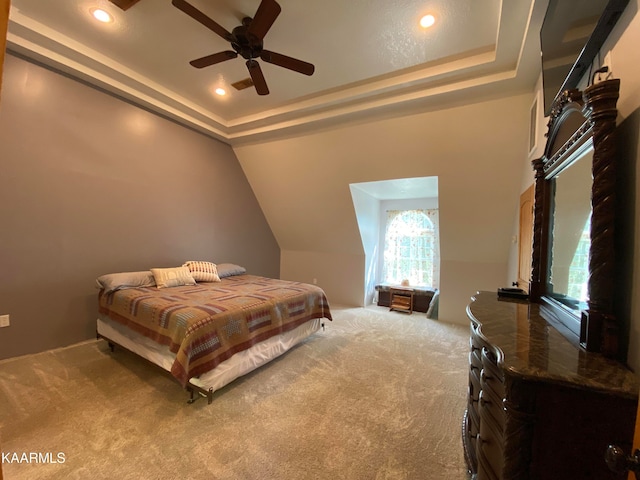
[467,291,640,399]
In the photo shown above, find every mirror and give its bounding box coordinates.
[548,144,593,312]
[530,79,621,358]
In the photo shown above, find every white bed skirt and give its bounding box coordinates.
[97,316,323,396]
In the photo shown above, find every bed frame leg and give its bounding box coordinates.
[186,386,214,405]
[187,388,197,404]
[96,333,116,353]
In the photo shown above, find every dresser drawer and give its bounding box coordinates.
[470,324,489,353]
[479,383,505,431]
[469,367,481,403]
[470,349,482,371]
[468,399,480,434]
[477,450,500,480]
[481,348,505,394]
[478,404,504,479]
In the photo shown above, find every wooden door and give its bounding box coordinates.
[628,399,640,480]
[0,2,8,479]
[605,389,640,477]
[1,0,9,101]
[517,184,535,292]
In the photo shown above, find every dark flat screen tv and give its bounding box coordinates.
[541,0,629,115]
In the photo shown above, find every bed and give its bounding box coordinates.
[96,262,332,404]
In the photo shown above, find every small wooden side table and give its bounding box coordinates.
[389,287,414,314]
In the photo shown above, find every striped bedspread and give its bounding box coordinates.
[98,274,332,386]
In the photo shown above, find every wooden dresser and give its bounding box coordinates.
[463,292,640,480]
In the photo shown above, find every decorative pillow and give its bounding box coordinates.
[96,271,156,293]
[150,266,196,289]
[182,261,221,282]
[216,263,247,278]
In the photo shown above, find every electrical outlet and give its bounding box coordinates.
[0,314,9,328]
[313,278,317,285]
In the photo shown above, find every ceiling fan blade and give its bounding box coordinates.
[247,0,281,40]
[190,51,238,69]
[172,0,232,41]
[260,50,315,76]
[246,60,269,95]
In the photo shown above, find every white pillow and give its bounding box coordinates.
[183,261,221,282]
[151,266,196,289]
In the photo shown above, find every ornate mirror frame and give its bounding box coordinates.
[530,78,621,357]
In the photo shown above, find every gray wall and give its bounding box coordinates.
[0,54,280,360]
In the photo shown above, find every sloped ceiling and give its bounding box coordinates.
[351,176,439,200]
[6,0,543,144]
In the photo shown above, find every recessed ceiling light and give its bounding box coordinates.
[215,88,227,96]
[420,14,436,29]
[91,8,113,23]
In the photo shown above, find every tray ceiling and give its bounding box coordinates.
[6,0,545,144]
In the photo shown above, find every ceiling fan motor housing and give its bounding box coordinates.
[231,21,263,59]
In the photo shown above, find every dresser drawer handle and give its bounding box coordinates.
[482,346,497,363]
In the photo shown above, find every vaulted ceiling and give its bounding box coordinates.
[6,0,544,144]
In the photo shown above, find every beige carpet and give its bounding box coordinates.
[0,306,471,480]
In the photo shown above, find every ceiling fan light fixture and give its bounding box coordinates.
[90,8,114,23]
[420,14,435,29]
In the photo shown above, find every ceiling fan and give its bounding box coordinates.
[172,0,315,95]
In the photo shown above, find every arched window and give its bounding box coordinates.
[382,209,440,287]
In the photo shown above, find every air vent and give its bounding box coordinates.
[232,78,255,91]
[108,0,141,10]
